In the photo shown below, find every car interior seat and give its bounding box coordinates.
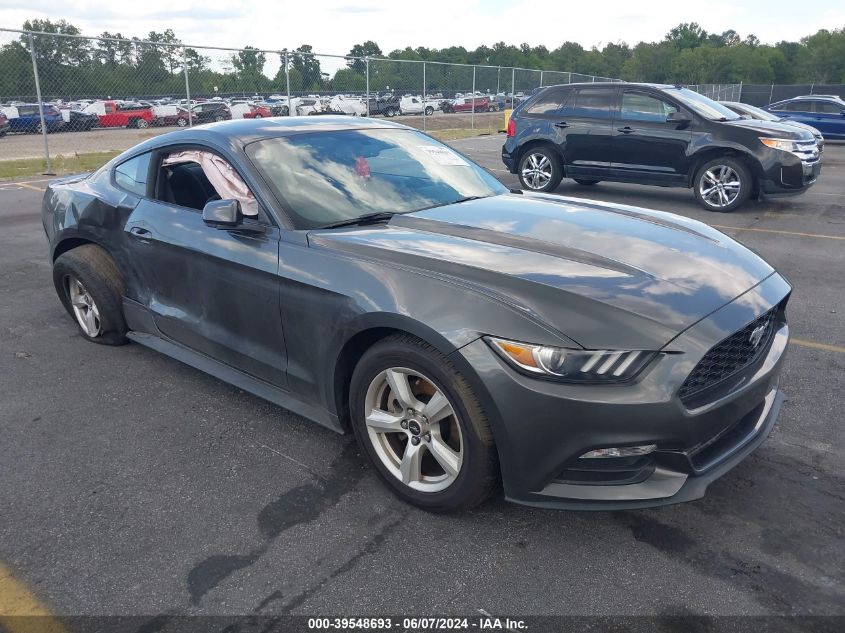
[163,163,220,210]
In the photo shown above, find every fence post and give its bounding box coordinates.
[496,67,500,95]
[810,83,814,94]
[27,33,52,175]
[182,47,192,127]
[422,61,426,132]
[471,65,476,130]
[540,70,544,87]
[738,81,743,102]
[365,57,370,118]
[511,67,515,109]
[769,84,774,105]
[284,51,291,116]
[567,71,571,84]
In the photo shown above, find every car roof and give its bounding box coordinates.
[785,94,844,102]
[115,116,414,157]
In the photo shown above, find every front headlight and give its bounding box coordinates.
[487,337,656,383]
[760,137,799,152]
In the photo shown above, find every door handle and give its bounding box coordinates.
[554,121,570,128]
[617,126,634,134]
[129,226,151,237]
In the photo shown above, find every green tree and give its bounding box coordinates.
[348,41,382,74]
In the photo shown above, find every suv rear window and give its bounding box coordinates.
[563,88,616,119]
[815,101,843,114]
[525,88,571,115]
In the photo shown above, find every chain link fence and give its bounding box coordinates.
[0,28,623,175]
[688,83,845,106]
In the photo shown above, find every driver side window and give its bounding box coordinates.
[154,149,259,217]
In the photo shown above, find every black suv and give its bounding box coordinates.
[502,83,821,212]
[191,102,232,124]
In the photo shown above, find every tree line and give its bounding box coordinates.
[1,19,844,101]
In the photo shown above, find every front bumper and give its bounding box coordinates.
[759,148,821,196]
[456,273,791,510]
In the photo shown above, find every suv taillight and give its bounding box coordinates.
[507,117,516,137]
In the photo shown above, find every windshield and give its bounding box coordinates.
[246,128,507,229]
[666,88,742,121]
[733,102,779,122]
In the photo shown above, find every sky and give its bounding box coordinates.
[1,0,844,60]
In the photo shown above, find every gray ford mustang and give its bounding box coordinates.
[42,116,790,512]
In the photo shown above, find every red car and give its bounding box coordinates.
[242,104,273,119]
[153,106,197,127]
[84,101,155,128]
[0,111,9,137]
[443,96,491,113]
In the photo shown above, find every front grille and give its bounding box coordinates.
[678,308,777,407]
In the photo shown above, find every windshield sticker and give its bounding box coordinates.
[418,145,469,166]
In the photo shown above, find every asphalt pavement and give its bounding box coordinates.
[0,139,842,622]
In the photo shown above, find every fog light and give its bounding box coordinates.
[580,444,657,459]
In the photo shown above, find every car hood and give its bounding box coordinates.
[721,117,814,140]
[310,193,775,349]
[781,120,823,137]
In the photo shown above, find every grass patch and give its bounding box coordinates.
[0,151,120,181]
[426,128,500,141]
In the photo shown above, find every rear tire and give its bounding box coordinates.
[52,245,128,346]
[349,334,499,513]
[517,146,563,192]
[693,156,751,212]
[573,178,600,186]
[136,118,149,129]
[424,106,434,116]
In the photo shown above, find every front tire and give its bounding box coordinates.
[349,334,498,512]
[517,146,563,192]
[693,157,751,212]
[52,245,128,346]
[424,106,434,116]
[136,118,149,129]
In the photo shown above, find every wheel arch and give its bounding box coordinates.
[52,236,101,262]
[329,315,482,432]
[514,138,564,174]
[687,147,762,194]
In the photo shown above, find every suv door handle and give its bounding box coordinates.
[554,121,570,128]
[617,126,634,134]
[129,226,151,237]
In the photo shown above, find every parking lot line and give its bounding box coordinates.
[712,224,845,241]
[0,562,67,632]
[790,338,845,354]
[14,183,46,193]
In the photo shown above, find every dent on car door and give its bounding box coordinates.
[610,90,691,184]
[559,87,617,177]
[122,148,287,387]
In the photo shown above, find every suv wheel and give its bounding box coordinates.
[52,245,128,345]
[350,334,499,512]
[694,157,751,212]
[385,107,396,117]
[424,106,434,116]
[518,147,563,192]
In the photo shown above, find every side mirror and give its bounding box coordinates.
[203,199,242,229]
[666,111,692,128]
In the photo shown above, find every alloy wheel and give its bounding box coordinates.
[364,367,464,492]
[521,152,553,189]
[67,276,101,337]
[699,165,741,208]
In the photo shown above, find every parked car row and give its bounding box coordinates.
[503,82,826,212]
